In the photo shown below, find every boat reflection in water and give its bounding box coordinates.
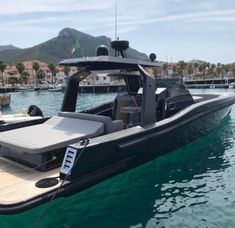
[143,116,235,227]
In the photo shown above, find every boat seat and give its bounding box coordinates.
[0,116,104,154]
[112,94,140,125]
[58,112,123,134]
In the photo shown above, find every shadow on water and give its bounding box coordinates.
[1,115,235,228]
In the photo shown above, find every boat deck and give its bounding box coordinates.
[193,93,221,103]
[0,157,60,205]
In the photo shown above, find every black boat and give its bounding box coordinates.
[0,41,234,214]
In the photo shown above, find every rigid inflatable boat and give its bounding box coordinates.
[0,41,234,214]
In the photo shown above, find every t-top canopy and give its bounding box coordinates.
[59,56,161,71]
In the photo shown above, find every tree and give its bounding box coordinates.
[187,64,193,78]
[232,65,235,78]
[8,77,18,85]
[63,66,70,82]
[48,63,58,84]
[221,64,226,78]
[224,65,230,78]
[172,65,177,77]
[0,61,6,85]
[194,62,199,75]
[32,62,40,84]
[201,62,208,78]
[198,64,204,78]
[177,61,187,77]
[162,63,168,76]
[16,62,25,85]
[22,71,30,84]
[36,69,46,83]
[209,64,216,78]
[217,63,222,77]
[210,63,216,75]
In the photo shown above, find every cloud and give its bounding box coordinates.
[0,0,112,15]
[0,0,235,62]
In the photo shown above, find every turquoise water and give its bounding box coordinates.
[3,91,117,117]
[1,90,235,227]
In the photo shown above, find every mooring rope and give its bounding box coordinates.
[32,138,89,228]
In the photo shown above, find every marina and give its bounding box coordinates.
[185,78,234,89]
[0,84,126,94]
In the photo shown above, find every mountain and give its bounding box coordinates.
[0,28,148,63]
[0,45,19,52]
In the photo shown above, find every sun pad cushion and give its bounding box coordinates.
[0,116,104,154]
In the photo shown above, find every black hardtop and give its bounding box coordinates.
[59,56,161,71]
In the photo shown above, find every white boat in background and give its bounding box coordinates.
[48,87,62,92]
[229,82,235,88]
[16,86,34,92]
[0,113,42,124]
[0,105,43,124]
[48,84,63,92]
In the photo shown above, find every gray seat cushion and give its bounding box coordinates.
[58,112,123,133]
[0,116,104,154]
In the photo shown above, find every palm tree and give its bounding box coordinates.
[0,61,6,86]
[172,65,177,77]
[152,68,159,78]
[224,64,231,77]
[16,62,25,85]
[36,69,46,83]
[202,62,208,76]
[163,63,168,77]
[47,63,58,84]
[22,71,30,84]
[209,64,216,78]
[32,62,40,84]
[63,66,70,83]
[206,62,210,77]
[231,64,235,78]
[177,61,187,77]
[217,63,222,77]
[198,64,203,78]
[187,64,193,79]
[194,62,199,76]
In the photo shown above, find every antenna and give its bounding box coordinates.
[115,2,118,40]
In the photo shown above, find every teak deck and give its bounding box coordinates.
[0,157,60,205]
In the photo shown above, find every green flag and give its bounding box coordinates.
[71,37,80,54]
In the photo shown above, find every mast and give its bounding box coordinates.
[115,2,118,40]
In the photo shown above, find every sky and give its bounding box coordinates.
[0,0,235,63]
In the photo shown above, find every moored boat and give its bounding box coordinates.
[16,86,34,92]
[0,105,43,125]
[48,88,62,92]
[48,85,62,92]
[0,41,234,214]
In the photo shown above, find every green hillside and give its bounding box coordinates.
[0,28,148,63]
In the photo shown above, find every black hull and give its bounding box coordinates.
[0,96,234,214]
